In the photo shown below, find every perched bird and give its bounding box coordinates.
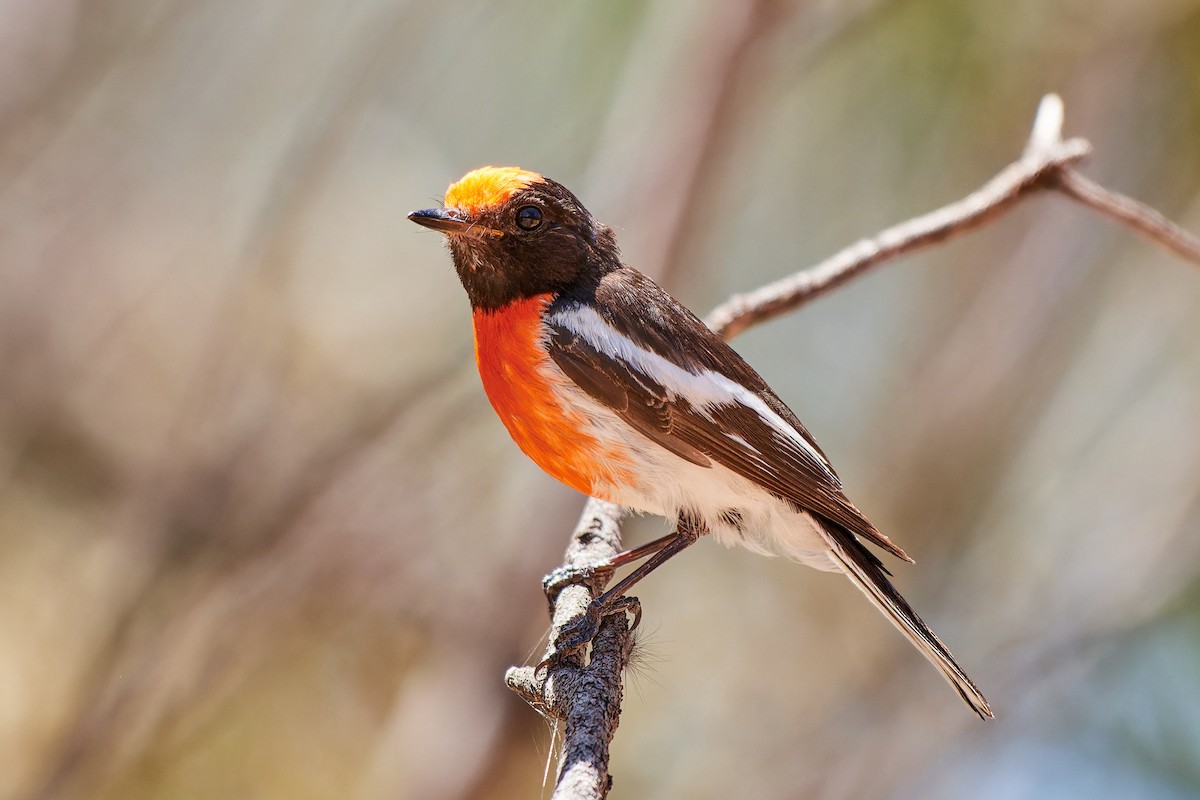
[409,166,992,718]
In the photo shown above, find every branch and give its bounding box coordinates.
[705,99,1089,337]
[707,95,1199,339]
[505,501,632,799]
[1052,168,1200,264]
[504,93,1200,798]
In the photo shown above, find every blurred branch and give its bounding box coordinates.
[503,93,1200,799]
[643,0,786,288]
[1052,169,1200,264]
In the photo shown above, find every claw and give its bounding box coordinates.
[554,603,604,653]
[610,595,642,631]
[537,595,642,675]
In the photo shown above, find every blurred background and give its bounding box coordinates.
[2,1,1199,798]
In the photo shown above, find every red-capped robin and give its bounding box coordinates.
[409,166,991,718]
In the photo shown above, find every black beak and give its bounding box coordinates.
[407,207,502,238]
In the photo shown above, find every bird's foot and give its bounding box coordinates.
[542,562,616,609]
[537,595,641,674]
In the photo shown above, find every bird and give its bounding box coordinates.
[408,165,992,719]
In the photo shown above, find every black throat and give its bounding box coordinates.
[450,220,622,312]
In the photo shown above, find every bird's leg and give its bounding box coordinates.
[541,531,681,608]
[542,515,706,667]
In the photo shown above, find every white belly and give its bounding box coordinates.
[560,381,838,571]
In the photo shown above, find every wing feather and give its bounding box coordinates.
[546,281,910,562]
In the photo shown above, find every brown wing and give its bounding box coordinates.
[546,282,910,563]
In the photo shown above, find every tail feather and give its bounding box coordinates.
[822,524,993,719]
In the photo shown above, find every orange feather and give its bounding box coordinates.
[446,166,541,214]
[472,293,632,498]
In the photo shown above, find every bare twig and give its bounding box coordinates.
[1053,168,1200,264]
[705,98,1090,338]
[706,95,1200,339]
[504,93,1200,799]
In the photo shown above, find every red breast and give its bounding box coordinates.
[472,293,634,498]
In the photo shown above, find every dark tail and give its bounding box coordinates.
[822,524,993,719]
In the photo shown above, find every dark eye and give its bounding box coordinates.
[515,205,543,231]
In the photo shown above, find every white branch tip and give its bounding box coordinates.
[1027,93,1066,156]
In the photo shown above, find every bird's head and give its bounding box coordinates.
[409,166,620,310]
